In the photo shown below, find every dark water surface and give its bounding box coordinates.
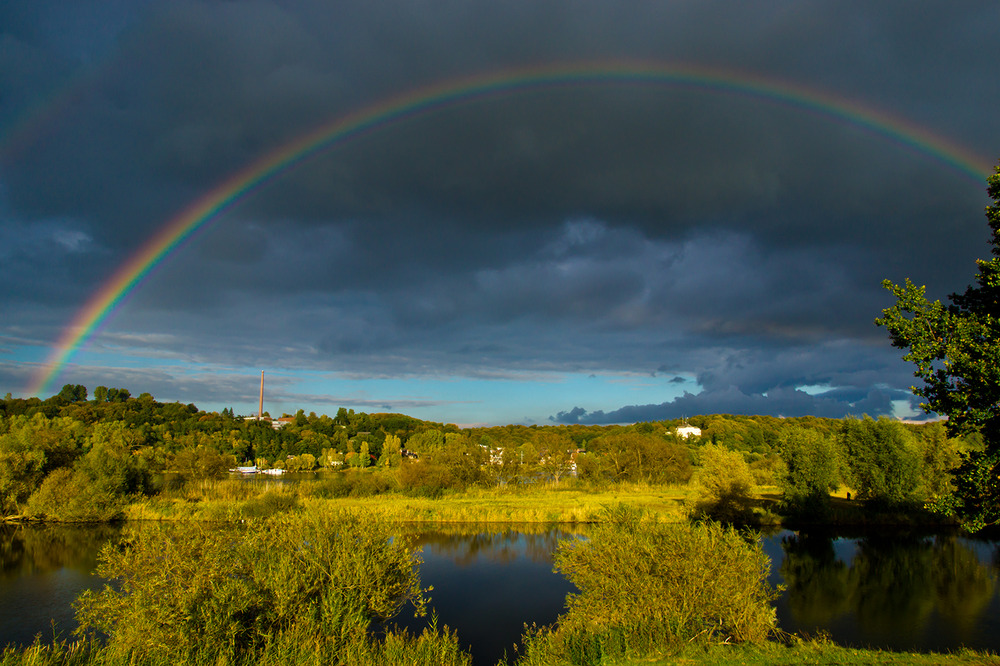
[0,524,120,647]
[2,523,999,664]
[762,528,1000,654]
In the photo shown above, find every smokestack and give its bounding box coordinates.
[258,370,264,420]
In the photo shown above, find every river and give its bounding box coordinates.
[1,523,998,665]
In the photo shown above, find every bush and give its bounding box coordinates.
[690,445,758,523]
[515,507,777,664]
[26,468,128,522]
[239,489,300,518]
[311,470,397,498]
[74,512,465,664]
[397,460,459,497]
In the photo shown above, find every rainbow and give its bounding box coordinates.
[25,61,995,396]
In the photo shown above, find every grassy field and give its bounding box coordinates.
[123,478,955,527]
[125,481,698,523]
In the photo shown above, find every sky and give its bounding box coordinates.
[2,1,999,426]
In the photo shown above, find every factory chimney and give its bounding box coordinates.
[258,370,264,420]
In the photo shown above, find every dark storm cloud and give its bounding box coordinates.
[551,383,909,425]
[2,0,998,421]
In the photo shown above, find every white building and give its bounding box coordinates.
[675,425,702,439]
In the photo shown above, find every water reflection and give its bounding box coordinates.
[409,525,585,566]
[399,528,578,666]
[777,530,1000,651]
[0,524,120,647]
[1,524,119,580]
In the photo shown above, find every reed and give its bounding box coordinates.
[124,481,694,524]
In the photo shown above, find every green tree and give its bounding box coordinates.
[778,426,841,517]
[58,384,88,402]
[171,445,235,480]
[875,161,1000,528]
[28,421,153,521]
[377,433,402,468]
[0,413,85,516]
[106,387,131,403]
[839,416,921,509]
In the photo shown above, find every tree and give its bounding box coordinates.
[58,384,87,402]
[778,426,840,517]
[876,162,1000,529]
[839,417,921,509]
[105,387,131,403]
[377,433,402,468]
[171,445,235,480]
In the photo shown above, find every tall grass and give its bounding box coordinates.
[127,478,693,524]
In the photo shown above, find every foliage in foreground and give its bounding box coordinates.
[73,512,469,665]
[514,507,778,665]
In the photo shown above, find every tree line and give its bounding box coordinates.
[0,387,979,523]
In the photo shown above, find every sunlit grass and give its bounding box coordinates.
[127,480,695,523]
[632,641,1000,666]
[5,637,994,666]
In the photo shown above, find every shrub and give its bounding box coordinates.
[26,468,128,522]
[397,460,458,496]
[239,489,300,518]
[690,445,758,523]
[515,506,777,664]
[74,513,463,664]
[311,470,397,498]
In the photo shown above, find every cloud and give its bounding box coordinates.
[552,384,912,425]
[2,1,998,422]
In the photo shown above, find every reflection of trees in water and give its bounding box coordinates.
[780,531,852,626]
[847,534,937,637]
[410,526,588,566]
[930,536,996,641]
[780,531,996,644]
[0,524,121,579]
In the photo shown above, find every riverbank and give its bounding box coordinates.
[4,637,997,666]
[638,641,1000,665]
